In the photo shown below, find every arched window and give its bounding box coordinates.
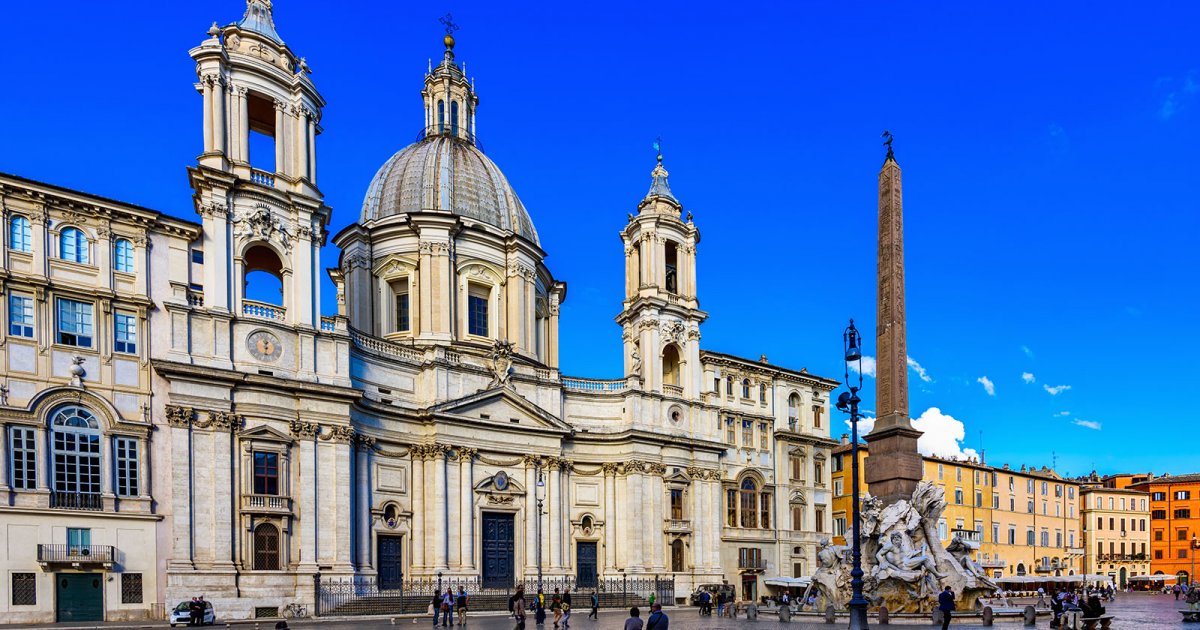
[741,379,751,399]
[437,100,445,133]
[664,241,678,293]
[670,539,684,572]
[114,239,135,273]
[451,101,460,137]
[59,227,88,263]
[50,406,102,509]
[9,215,31,252]
[243,244,285,317]
[253,523,281,570]
[739,478,759,528]
[759,383,767,403]
[662,345,681,387]
[787,393,800,429]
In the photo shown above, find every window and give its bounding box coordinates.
[726,377,733,396]
[121,573,143,604]
[1042,481,1048,495]
[1026,529,1035,546]
[760,492,771,529]
[10,426,36,490]
[1055,531,1062,547]
[726,489,737,527]
[114,436,139,497]
[113,239,134,272]
[1179,529,1189,541]
[787,393,800,429]
[394,290,410,332]
[11,572,35,606]
[8,294,34,337]
[1027,500,1034,514]
[975,490,983,507]
[67,527,91,551]
[833,479,844,496]
[51,406,101,503]
[1040,530,1050,547]
[114,312,137,354]
[1008,527,1016,545]
[759,422,769,449]
[59,227,88,263]
[812,405,822,428]
[833,516,846,536]
[662,345,681,387]
[9,216,31,253]
[450,100,459,136]
[1154,530,1163,541]
[1175,491,1191,500]
[937,519,948,540]
[738,547,762,569]
[954,489,963,504]
[938,464,944,480]
[741,420,753,446]
[1097,517,1104,530]
[759,383,767,403]
[1068,487,1074,499]
[253,451,280,495]
[1055,484,1062,497]
[992,493,999,509]
[1180,549,1189,559]
[814,506,825,532]
[56,298,94,347]
[832,453,843,472]
[437,100,445,132]
[739,478,759,528]
[789,455,802,481]
[956,467,962,482]
[1154,549,1163,559]
[252,523,280,570]
[670,539,684,572]
[191,249,204,264]
[814,461,824,483]
[669,488,683,519]
[725,418,735,445]
[1152,492,1166,501]
[467,288,489,337]
[741,379,750,399]
[992,523,999,543]
[1152,510,1166,519]
[1027,479,1034,493]
[664,241,678,293]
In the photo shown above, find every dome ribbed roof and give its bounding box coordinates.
[360,136,538,245]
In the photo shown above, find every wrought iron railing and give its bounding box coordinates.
[315,575,674,617]
[37,544,115,564]
[50,491,102,510]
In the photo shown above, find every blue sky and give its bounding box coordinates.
[2,1,1197,475]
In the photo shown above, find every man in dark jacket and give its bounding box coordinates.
[645,603,669,630]
[937,587,955,630]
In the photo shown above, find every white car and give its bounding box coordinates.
[170,601,215,627]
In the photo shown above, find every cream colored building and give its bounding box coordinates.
[987,465,1083,578]
[1080,486,1151,588]
[1,1,838,621]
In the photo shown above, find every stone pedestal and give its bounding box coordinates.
[864,423,924,504]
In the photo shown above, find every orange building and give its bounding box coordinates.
[1129,473,1200,585]
[830,436,868,546]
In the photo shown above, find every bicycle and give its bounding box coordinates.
[282,603,308,619]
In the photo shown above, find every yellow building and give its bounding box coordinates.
[987,465,1083,578]
[1080,485,1151,588]
[923,455,996,571]
[830,436,868,545]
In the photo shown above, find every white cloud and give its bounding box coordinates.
[1021,345,1035,358]
[1044,384,1072,396]
[913,407,979,460]
[850,355,877,378]
[976,376,995,396]
[1073,419,1102,431]
[907,356,932,382]
[1022,372,1036,384]
[846,415,875,435]
[1055,411,1071,417]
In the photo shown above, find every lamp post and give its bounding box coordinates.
[536,468,546,590]
[1192,535,1197,588]
[836,318,870,630]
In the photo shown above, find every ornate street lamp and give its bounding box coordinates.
[836,318,870,630]
[536,468,546,590]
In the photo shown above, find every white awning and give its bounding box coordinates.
[1128,575,1177,582]
[763,577,811,587]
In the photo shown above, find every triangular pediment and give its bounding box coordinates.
[428,387,570,432]
[240,424,294,443]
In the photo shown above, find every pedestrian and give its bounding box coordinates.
[535,588,546,626]
[561,593,572,629]
[441,588,454,627]
[588,591,599,620]
[781,592,790,610]
[551,587,563,628]
[647,592,655,608]
[457,586,469,626]
[189,597,201,627]
[431,591,443,627]
[1187,587,1200,612]
[715,591,724,617]
[937,586,955,630]
[1175,584,1183,600]
[512,586,528,630]
[645,603,668,630]
[623,606,643,630]
[698,590,710,616]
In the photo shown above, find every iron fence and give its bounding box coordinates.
[316,574,674,617]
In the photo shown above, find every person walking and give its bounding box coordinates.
[535,588,547,626]
[1186,587,1200,612]
[441,588,454,627]
[456,586,469,626]
[431,591,443,627]
[588,591,599,620]
[551,587,563,628]
[715,591,725,617]
[937,586,955,630]
[645,603,668,630]
[560,590,572,629]
[512,586,528,630]
[623,607,643,630]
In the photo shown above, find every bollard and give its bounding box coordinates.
[778,604,791,622]
[1023,605,1037,626]
[932,609,943,625]
[390,618,396,625]
[982,605,993,626]
[746,603,758,620]
[825,604,836,624]
[878,605,889,624]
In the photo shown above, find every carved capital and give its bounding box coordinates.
[456,447,479,462]
[601,462,620,476]
[165,405,194,428]
[320,424,355,443]
[647,462,667,476]
[523,454,543,468]
[290,419,320,439]
[355,434,377,451]
[208,411,244,433]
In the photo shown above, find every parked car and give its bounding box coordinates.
[170,601,215,626]
[690,583,735,606]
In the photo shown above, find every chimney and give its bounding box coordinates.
[840,433,850,445]
[759,354,769,363]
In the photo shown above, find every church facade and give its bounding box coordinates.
[0,1,837,622]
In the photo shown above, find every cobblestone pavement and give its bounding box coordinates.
[7,593,1194,630]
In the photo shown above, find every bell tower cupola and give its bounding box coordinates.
[615,147,706,397]
[422,15,479,144]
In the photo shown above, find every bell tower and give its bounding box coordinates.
[421,19,479,144]
[187,0,329,336]
[615,152,707,396]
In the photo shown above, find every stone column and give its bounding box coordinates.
[213,77,226,156]
[447,450,460,569]
[524,458,538,574]
[647,468,665,571]
[626,467,643,571]
[273,99,287,176]
[431,447,449,572]
[411,448,425,571]
[458,449,476,571]
[307,116,318,184]
[237,87,250,164]
[133,233,149,296]
[549,459,561,571]
[603,464,616,573]
[355,441,372,570]
[202,77,214,153]
[689,472,704,572]
[212,427,234,570]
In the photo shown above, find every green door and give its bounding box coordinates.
[56,573,103,622]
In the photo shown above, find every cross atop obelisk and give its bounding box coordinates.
[864,132,924,505]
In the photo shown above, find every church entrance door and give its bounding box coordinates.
[482,512,515,588]
[576,541,597,587]
[378,535,404,590]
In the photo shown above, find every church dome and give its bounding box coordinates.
[360,135,539,245]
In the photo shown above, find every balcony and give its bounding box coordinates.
[980,559,1007,569]
[37,544,115,568]
[1065,546,1085,556]
[50,491,102,511]
[738,557,766,571]
[242,299,286,322]
[664,519,692,533]
[663,384,684,397]
[561,376,627,393]
[242,494,292,514]
[249,169,276,188]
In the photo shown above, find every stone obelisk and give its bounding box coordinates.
[863,138,924,505]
